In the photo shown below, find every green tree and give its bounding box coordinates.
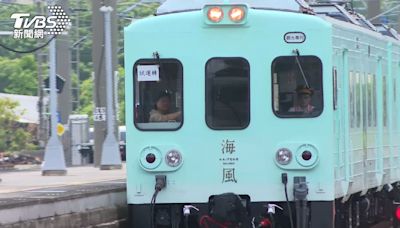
[77,77,94,120]
[0,3,38,58]
[0,98,35,152]
[0,55,38,95]
[117,66,125,124]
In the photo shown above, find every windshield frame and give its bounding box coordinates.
[271,55,324,119]
[133,58,184,131]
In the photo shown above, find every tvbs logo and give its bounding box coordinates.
[11,14,57,29]
[11,5,70,39]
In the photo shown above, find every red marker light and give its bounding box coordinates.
[302,150,312,161]
[146,153,156,164]
[395,206,400,221]
[259,218,271,227]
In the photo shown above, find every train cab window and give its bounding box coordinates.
[272,56,323,118]
[206,58,250,129]
[133,59,183,130]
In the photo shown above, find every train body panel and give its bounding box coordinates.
[326,16,400,199]
[125,9,335,205]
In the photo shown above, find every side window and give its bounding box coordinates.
[373,74,377,127]
[349,71,355,128]
[134,59,183,130]
[394,76,398,129]
[272,56,323,118]
[361,73,367,128]
[383,76,387,128]
[333,67,338,110]
[394,76,397,103]
[355,72,361,128]
[367,74,373,127]
[206,58,250,129]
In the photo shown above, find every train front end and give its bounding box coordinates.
[125,1,335,227]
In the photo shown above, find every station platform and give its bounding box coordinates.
[0,165,127,228]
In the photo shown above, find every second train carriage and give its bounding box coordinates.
[124,0,400,227]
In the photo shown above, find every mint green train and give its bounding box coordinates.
[124,1,400,227]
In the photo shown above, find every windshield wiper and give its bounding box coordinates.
[293,49,310,88]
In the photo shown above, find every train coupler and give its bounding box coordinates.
[203,193,251,227]
[294,176,309,228]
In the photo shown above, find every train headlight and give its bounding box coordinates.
[276,148,292,165]
[229,7,245,22]
[165,150,182,167]
[207,7,224,23]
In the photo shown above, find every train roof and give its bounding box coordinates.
[374,24,400,40]
[156,0,311,15]
[154,0,400,42]
[311,4,360,26]
[312,3,400,41]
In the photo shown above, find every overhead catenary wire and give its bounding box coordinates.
[0,35,56,53]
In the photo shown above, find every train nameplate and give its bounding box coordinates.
[284,32,306,43]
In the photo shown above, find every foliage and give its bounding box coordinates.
[0,98,35,152]
[76,76,94,122]
[0,55,38,95]
[0,3,38,58]
[117,66,125,124]
[0,3,39,96]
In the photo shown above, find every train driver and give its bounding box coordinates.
[149,90,182,122]
[288,85,315,114]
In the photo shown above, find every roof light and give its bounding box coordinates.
[208,7,224,23]
[229,7,245,22]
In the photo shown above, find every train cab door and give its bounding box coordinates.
[341,50,352,195]
[333,66,342,168]
[334,49,351,196]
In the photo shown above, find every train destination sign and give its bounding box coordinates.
[137,65,159,81]
[284,32,306,43]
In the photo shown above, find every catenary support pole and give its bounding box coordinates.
[99,6,122,170]
[42,37,67,176]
